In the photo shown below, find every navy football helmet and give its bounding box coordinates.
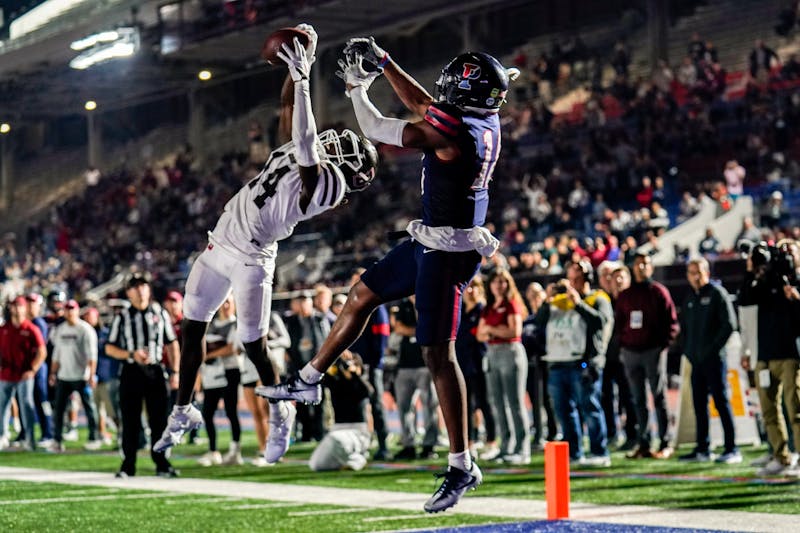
[434,52,510,114]
[319,129,378,192]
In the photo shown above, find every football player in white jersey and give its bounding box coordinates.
[153,24,378,464]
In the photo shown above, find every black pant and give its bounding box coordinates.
[691,357,736,453]
[201,368,241,451]
[466,371,496,443]
[119,364,171,475]
[53,379,99,443]
[601,357,637,443]
[365,365,388,450]
[526,360,558,442]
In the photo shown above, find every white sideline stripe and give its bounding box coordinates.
[232,503,299,510]
[0,466,795,532]
[0,492,182,505]
[361,514,432,523]
[288,507,371,516]
[164,497,240,505]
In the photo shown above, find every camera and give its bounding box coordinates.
[739,240,796,286]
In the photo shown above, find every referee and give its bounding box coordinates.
[106,274,180,478]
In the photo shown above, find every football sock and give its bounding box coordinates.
[300,364,323,384]
[448,451,472,472]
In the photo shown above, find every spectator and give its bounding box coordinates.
[535,261,613,466]
[105,274,179,478]
[85,306,117,446]
[678,258,741,464]
[762,191,787,229]
[308,351,372,472]
[49,299,100,452]
[0,297,47,451]
[346,267,391,460]
[285,292,329,442]
[521,282,557,447]
[313,284,337,325]
[15,292,53,447]
[198,295,243,466]
[736,216,762,248]
[393,295,439,460]
[677,56,698,87]
[455,278,494,456]
[698,228,721,258]
[477,270,530,464]
[724,160,746,200]
[739,248,800,476]
[688,32,706,63]
[615,253,679,460]
[636,176,654,208]
[749,39,780,82]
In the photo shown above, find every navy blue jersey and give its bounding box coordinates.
[420,103,501,228]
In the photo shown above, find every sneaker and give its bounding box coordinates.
[222,442,244,465]
[264,401,296,463]
[37,438,54,448]
[153,404,203,453]
[580,454,611,468]
[424,463,483,513]
[256,375,322,405]
[197,451,223,467]
[394,446,417,460]
[0,436,9,451]
[756,458,790,476]
[679,450,713,462]
[479,444,501,461]
[372,448,392,461]
[502,453,532,465]
[114,471,131,479]
[421,446,439,460]
[785,464,800,478]
[715,450,743,464]
[653,446,674,459]
[252,456,272,467]
[750,453,772,467]
[46,441,65,453]
[84,440,103,451]
[62,429,79,442]
[625,445,653,459]
[155,468,179,478]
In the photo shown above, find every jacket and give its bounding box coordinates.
[679,282,736,365]
[615,279,679,351]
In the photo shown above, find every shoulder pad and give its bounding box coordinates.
[424,102,463,140]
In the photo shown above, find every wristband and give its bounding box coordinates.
[377,53,390,70]
[127,351,134,364]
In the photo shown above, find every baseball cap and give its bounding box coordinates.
[165,290,183,302]
[12,295,27,306]
[332,294,347,306]
[26,293,43,304]
[126,273,150,289]
[65,299,79,310]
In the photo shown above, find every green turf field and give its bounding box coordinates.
[1,428,799,521]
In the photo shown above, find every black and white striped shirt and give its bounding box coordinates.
[108,303,177,366]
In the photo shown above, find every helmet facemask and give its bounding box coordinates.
[318,129,377,192]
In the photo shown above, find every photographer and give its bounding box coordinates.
[534,260,614,466]
[308,351,373,472]
[739,241,800,476]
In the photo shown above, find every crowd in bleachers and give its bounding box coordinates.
[4,8,800,478]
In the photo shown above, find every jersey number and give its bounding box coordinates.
[472,129,499,190]
[248,151,295,208]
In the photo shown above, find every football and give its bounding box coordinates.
[261,27,309,65]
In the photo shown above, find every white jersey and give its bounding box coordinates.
[209,139,346,260]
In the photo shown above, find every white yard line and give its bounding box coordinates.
[288,507,372,516]
[0,492,182,505]
[0,466,794,532]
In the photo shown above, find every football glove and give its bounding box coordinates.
[343,37,389,71]
[295,23,317,65]
[336,53,382,95]
[276,38,311,83]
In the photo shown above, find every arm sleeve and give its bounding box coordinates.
[349,86,408,147]
[292,79,321,168]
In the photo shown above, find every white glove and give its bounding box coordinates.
[295,23,317,65]
[276,38,311,83]
[343,36,389,70]
[506,67,521,81]
[335,53,382,95]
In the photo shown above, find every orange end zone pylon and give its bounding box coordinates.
[544,441,570,520]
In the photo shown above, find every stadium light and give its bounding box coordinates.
[85,101,97,111]
[198,70,212,81]
[70,31,120,51]
[69,27,139,70]
[0,123,10,134]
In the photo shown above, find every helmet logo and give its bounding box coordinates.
[461,63,481,80]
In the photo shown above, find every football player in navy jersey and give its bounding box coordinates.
[262,37,518,513]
